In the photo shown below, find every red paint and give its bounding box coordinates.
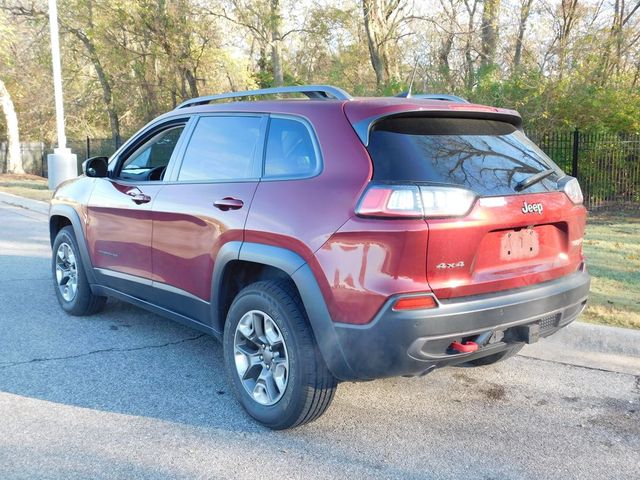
[424,192,585,299]
[151,182,258,300]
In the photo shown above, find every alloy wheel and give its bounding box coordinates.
[55,242,78,302]
[233,310,290,406]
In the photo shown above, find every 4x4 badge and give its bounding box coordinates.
[436,261,465,269]
[521,201,543,214]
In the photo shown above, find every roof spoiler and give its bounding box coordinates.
[352,109,523,146]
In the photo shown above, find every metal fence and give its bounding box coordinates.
[2,130,640,210]
[528,130,640,210]
[0,137,120,177]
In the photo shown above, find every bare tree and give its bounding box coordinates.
[556,0,579,78]
[601,0,640,77]
[463,0,480,88]
[211,0,292,87]
[480,0,500,69]
[513,0,534,69]
[270,0,284,86]
[0,77,23,174]
[362,0,406,88]
[435,0,461,90]
[6,1,122,146]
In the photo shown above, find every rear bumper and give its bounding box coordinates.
[330,268,590,380]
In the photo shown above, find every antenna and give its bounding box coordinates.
[406,59,419,99]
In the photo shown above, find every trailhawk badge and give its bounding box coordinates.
[521,201,543,214]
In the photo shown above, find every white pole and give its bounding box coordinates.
[47,0,77,190]
[48,0,66,150]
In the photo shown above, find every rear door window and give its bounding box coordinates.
[178,115,262,182]
[367,117,564,195]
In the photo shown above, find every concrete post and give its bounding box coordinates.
[47,0,77,190]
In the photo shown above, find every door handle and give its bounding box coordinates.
[125,188,151,204]
[130,193,151,204]
[214,197,244,211]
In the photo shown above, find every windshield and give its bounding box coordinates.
[367,117,564,195]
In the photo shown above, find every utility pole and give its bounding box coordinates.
[47,0,77,190]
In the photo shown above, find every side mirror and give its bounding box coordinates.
[82,156,109,178]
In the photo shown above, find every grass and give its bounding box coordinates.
[581,212,640,329]
[0,173,638,328]
[0,173,53,202]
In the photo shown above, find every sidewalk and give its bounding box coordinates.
[0,190,49,215]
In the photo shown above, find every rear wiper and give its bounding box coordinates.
[514,169,555,192]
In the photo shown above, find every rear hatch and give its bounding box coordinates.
[363,115,586,299]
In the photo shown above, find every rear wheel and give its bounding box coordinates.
[223,280,337,429]
[52,226,106,316]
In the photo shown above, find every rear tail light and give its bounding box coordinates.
[356,184,476,219]
[392,295,438,311]
[356,185,423,218]
[561,177,584,204]
[420,186,477,218]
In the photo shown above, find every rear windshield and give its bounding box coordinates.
[367,117,564,195]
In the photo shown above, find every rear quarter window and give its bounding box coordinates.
[264,117,319,179]
[368,117,564,195]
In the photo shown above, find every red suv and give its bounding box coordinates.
[49,85,590,429]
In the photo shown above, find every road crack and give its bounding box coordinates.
[518,353,638,377]
[0,333,207,370]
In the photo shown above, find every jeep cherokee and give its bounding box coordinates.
[49,85,590,429]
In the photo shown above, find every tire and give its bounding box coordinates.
[223,280,337,429]
[52,226,107,316]
[463,344,524,367]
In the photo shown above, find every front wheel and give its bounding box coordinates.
[52,226,106,316]
[223,280,337,429]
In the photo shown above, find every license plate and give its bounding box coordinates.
[500,228,539,260]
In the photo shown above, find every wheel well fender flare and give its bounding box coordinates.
[49,205,97,284]
[211,241,356,380]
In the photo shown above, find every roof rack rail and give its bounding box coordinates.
[395,92,469,103]
[176,85,353,109]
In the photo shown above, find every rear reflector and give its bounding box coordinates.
[392,295,438,311]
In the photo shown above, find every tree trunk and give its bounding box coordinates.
[362,0,401,89]
[438,33,454,88]
[480,0,501,69]
[0,78,24,175]
[270,0,284,86]
[67,26,121,147]
[514,0,533,69]
[362,0,385,88]
[557,0,578,79]
[463,0,479,89]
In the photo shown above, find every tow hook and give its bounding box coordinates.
[449,331,494,354]
[449,341,479,353]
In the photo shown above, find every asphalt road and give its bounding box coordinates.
[0,201,638,480]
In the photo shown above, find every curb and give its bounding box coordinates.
[542,321,640,357]
[520,321,640,375]
[0,191,49,215]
